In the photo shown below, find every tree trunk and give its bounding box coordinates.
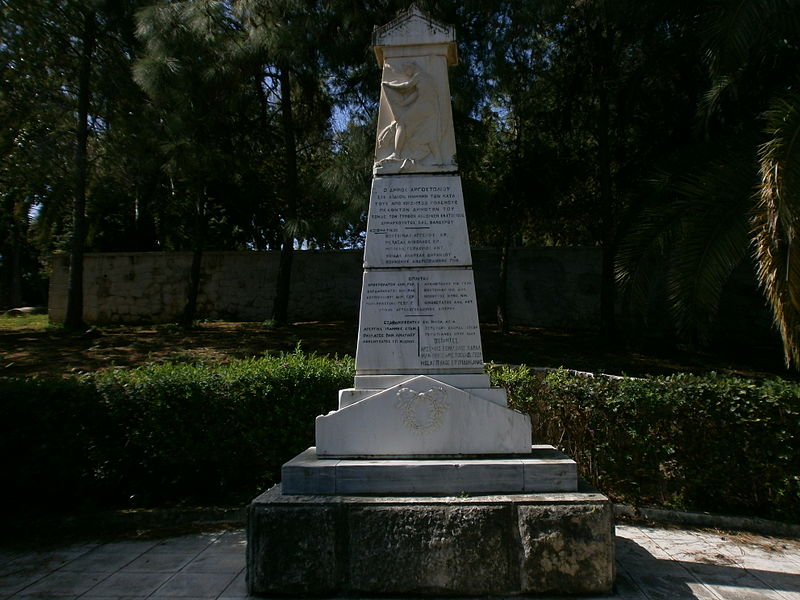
[272,238,294,324]
[596,23,617,342]
[271,64,299,324]
[180,195,206,328]
[134,189,158,251]
[496,234,510,334]
[64,9,97,330]
[598,104,617,341]
[9,219,23,307]
[180,245,203,328]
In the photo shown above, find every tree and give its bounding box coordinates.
[135,0,253,326]
[1,0,160,319]
[234,0,361,322]
[63,5,98,330]
[0,1,71,307]
[617,0,800,365]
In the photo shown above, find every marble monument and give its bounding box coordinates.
[314,4,533,459]
[247,7,614,596]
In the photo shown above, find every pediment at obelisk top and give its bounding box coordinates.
[372,4,458,67]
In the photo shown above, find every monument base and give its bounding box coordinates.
[282,445,577,494]
[246,484,615,597]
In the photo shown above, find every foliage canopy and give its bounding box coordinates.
[1,0,799,361]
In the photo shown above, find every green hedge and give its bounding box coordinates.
[0,351,351,511]
[491,366,800,522]
[2,355,798,522]
[0,375,112,510]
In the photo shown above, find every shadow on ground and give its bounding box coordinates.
[0,320,793,379]
[616,535,800,599]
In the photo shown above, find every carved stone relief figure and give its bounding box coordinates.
[375,61,444,172]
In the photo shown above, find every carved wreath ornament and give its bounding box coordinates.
[396,386,449,433]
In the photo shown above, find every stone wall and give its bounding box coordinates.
[48,247,773,345]
[48,248,603,328]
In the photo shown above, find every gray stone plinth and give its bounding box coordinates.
[247,485,615,596]
[282,445,577,495]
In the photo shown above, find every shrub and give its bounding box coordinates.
[491,366,800,522]
[2,355,797,522]
[0,350,353,511]
[0,375,112,511]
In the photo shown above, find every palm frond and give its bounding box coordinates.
[754,93,800,367]
[698,74,733,130]
[618,158,754,343]
[666,190,750,342]
[616,176,688,311]
[705,0,795,73]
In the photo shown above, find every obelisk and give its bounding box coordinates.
[249,11,614,595]
[315,5,532,456]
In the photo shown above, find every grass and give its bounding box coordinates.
[0,314,49,332]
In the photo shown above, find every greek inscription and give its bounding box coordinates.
[357,272,484,370]
[365,177,468,267]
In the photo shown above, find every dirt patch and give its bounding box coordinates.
[0,321,356,377]
[0,320,794,378]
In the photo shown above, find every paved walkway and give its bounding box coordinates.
[2,524,799,599]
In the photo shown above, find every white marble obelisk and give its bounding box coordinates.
[315,6,531,457]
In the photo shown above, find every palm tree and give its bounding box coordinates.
[617,0,800,366]
[754,97,800,366]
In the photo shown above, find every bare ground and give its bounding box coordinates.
[0,319,794,379]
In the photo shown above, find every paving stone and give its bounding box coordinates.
[120,552,194,573]
[616,535,660,562]
[1,551,83,578]
[620,534,672,560]
[89,541,157,555]
[7,595,95,600]
[3,524,798,600]
[622,561,721,600]
[741,556,800,574]
[217,570,247,599]
[210,531,245,548]
[684,562,787,600]
[635,575,722,600]
[82,572,174,598]
[14,570,106,597]
[0,572,45,597]
[747,568,800,600]
[148,534,219,555]
[56,552,141,573]
[182,549,244,574]
[611,569,649,599]
[150,572,238,598]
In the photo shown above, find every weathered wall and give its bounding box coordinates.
[49,247,774,346]
[48,248,603,328]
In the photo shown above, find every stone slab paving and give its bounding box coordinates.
[1,524,798,599]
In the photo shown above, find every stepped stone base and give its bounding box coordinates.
[282,445,577,495]
[246,484,615,597]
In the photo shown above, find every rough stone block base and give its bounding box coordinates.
[247,484,615,596]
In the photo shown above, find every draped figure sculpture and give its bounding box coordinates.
[376,61,443,172]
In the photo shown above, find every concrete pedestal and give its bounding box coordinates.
[247,484,615,597]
